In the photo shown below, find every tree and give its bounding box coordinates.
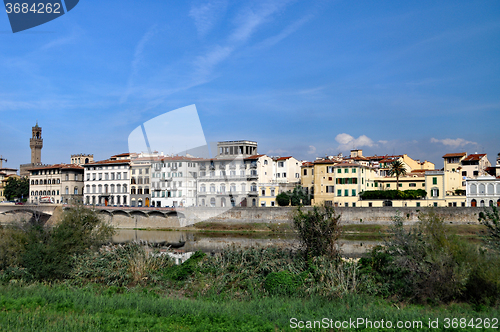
[292,203,342,261]
[388,160,407,191]
[290,185,310,206]
[479,206,500,252]
[4,177,29,201]
[276,192,290,206]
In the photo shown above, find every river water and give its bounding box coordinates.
[113,229,381,258]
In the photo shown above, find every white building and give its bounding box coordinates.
[466,176,500,207]
[83,154,130,206]
[150,156,200,208]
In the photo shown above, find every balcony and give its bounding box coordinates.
[248,191,258,196]
[199,164,206,170]
[239,164,246,169]
[249,163,257,169]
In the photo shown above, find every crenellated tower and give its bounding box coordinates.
[29,122,43,164]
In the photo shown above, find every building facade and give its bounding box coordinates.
[83,154,130,206]
[28,164,84,204]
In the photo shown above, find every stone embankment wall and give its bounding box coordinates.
[189,207,483,226]
[0,205,486,228]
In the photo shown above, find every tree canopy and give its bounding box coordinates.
[4,177,29,201]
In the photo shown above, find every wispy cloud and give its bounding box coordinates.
[258,13,314,48]
[307,145,316,155]
[189,0,228,37]
[121,25,159,103]
[335,133,376,151]
[430,137,477,148]
[267,148,289,155]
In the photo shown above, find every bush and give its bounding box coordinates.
[264,270,305,296]
[360,210,500,305]
[293,204,342,261]
[276,192,290,206]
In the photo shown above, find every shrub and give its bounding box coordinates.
[360,210,500,305]
[276,192,290,206]
[359,189,426,200]
[293,204,342,261]
[264,270,305,296]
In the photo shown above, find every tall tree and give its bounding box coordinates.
[388,160,407,191]
[4,177,29,201]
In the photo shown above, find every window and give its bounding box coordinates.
[344,168,348,173]
[65,187,69,195]
[271,188,275,196]
[337,189,341,196]
[327,166,334,173]
[352,168,356,173]
[264,160,268,165]
[278,161,284,167]
[352,189,356,196]
[337,168,341,174]
[74,187,78,195]
[282,172,286,178]
[344,189,349,196]
[386,184,390,188]
[473,171,479,176]
[304,169,307,176]
[432,188,439,197]
[409,183,416,187]
[261,189,266,196]
[432,177,437,185]
[416,202,420,207]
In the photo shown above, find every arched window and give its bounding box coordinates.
[131,177,136,184]
[74,187,78,195]
[138,186,143,195]
[117,184,121,193]
[92,196,96,205]
[210,184,215,192]
[86,196,90,204]
[210,198,216,207]
[470,184,477,194]
[488,184,494,195]
[123,196,127,205]
[35,180,38,185]
[48,179,51,185]
[35,191,38,196]
[201,198,205,206]
[44,179,47,185]
[110,184,115,193]
[52,190,55,195]
[31,191,34,196]
[221,197,226,207]
[98,185,102,193]
[241,184,246,192]
[123,185,127,193]
[31,180,34,185]
[251,183,257,192]
[220,184,225,193]
[131,187,136,195]
[43,190,46,195]
[65,187,69,195]
[57,179,60,184]
[104,184,109,193]
[86,185,90,193]
[230,183,236,192]
[117,196,120,205]
[200,184,206,192]
[480,200,485,207]
[479,184,485,194]
[252,198,256,206]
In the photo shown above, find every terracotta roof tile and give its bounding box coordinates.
[463,154,486,161]
[442,152,467,158]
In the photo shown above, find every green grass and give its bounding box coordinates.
[0,284,498,331]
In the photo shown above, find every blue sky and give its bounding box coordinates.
[1,0,499,171]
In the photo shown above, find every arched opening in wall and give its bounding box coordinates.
[131,199,136,207]
[471,199,477,207]
[489,200,494,207]
[201,198,205,206]
[383,200,393,207]
[231,198,235,207]
[86,196,90,204]
[221,197,226,207]
[210,198,215,207]
[252,198,256,207]
[145,197,150,207]
[480,200,485,207]
[497,199,500,207]
[92,196,96,205]
[138,199,143,207]
[85,158,89,164]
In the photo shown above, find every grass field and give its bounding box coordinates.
[0,284,498,331]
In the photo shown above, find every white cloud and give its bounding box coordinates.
[307,145,316,155]
[430,137,477,148]
[189,0,228,37]
[267,148,288,155]
[335,133,376,150]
